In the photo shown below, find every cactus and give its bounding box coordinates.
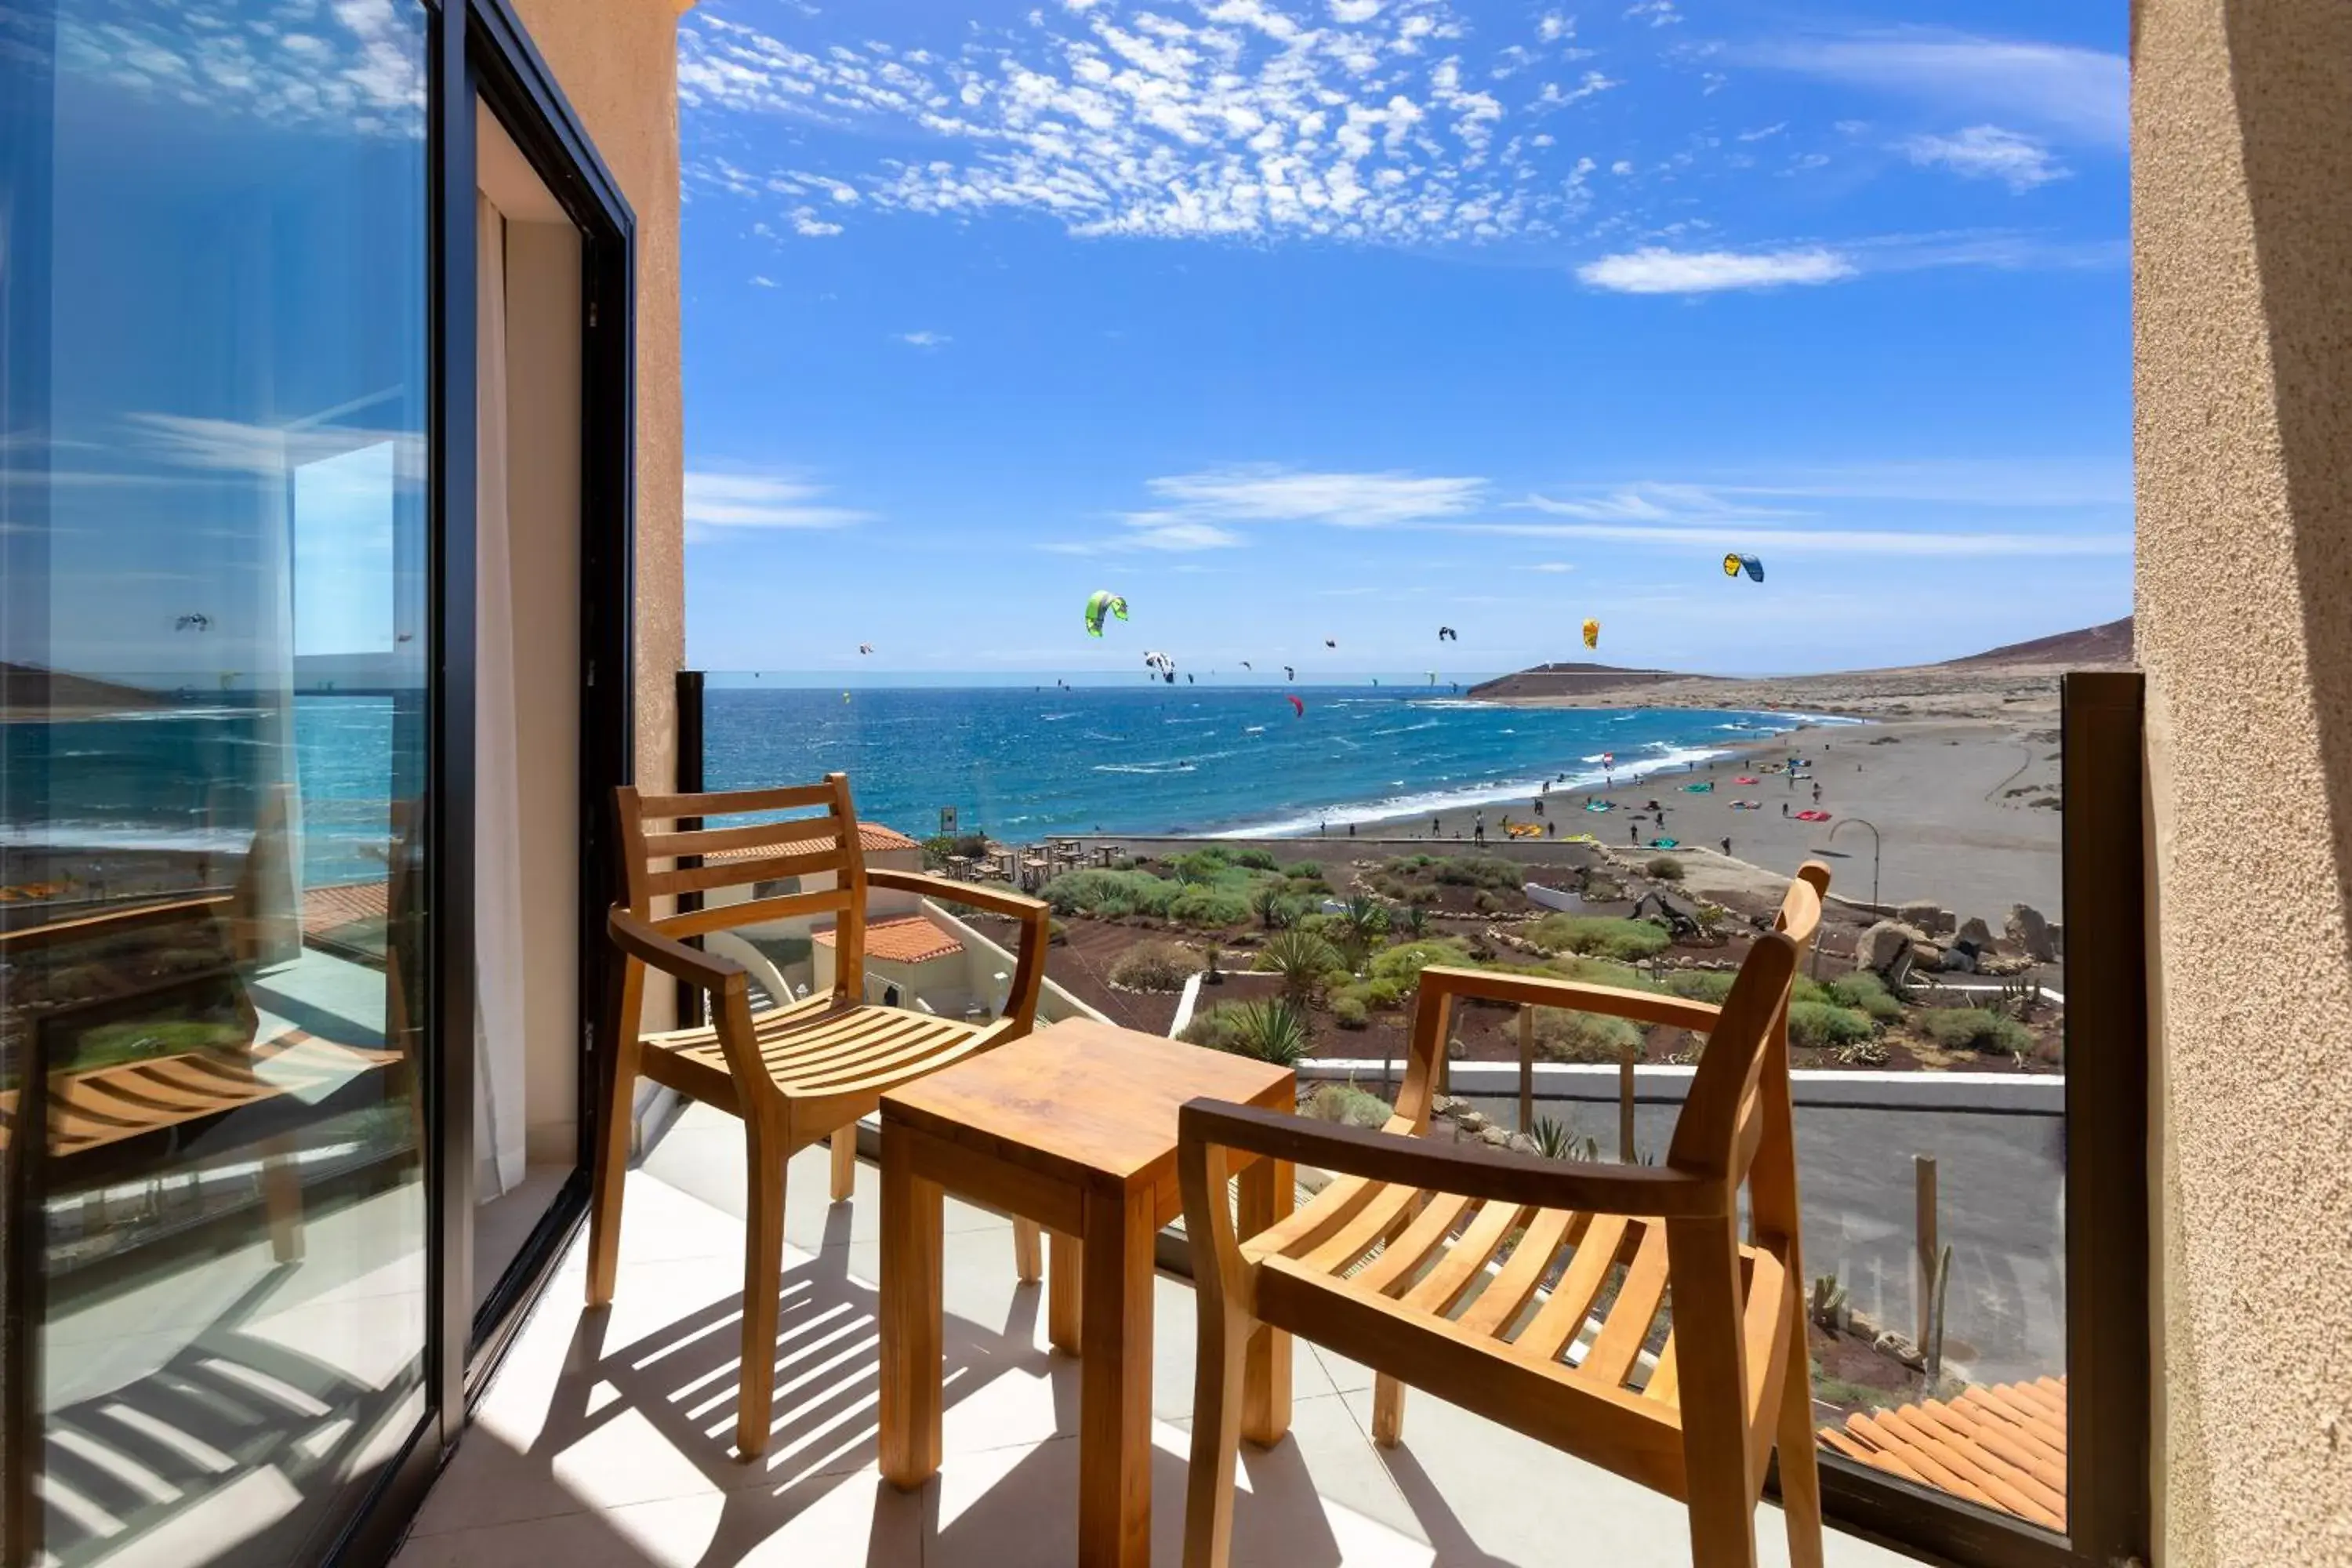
[1809,1272,1852,1334]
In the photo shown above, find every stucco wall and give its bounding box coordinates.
[506,0,688,808]
[2132,0,2352,1561]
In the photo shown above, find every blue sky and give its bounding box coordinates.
[677,0,2129,679]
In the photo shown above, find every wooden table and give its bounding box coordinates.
[877,1018,1296,1567]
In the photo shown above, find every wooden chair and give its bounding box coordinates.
[1179,863,1834,1568]
[590,771,1053,1458]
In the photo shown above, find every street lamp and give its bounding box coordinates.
[1827,816,1883,914]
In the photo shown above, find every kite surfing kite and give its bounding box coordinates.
[1240,660,1252,670]
[1437,626,1457,641]
[1083,590,1130,636]
[857,643,873,655]
[1287,695,1305,717]
[1722,553,1765,583]
[1283,665,1296,681]
[1582,618,1601,651]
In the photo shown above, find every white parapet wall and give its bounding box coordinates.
[918,898,1112,1026]
[1296,1057,2063,1114]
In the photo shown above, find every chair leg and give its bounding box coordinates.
[1777,1306,1827,1568]
[1183,1291,1250,1568]
[586,978,642,1308]
[736,1136,787,1461]
[1013,1218,1042,1283]
[1371,1373,1407,1447]
[260,1134,303,1263]
[829,1124,857,1202]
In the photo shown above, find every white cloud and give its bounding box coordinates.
[684,473,873,534]
[789,205,844,236]
[1529,561,1577,572]
[1900,125,2067,191]
[1624,0,1679,27]
[1147,466,1485,524]
[678,4,1635,248]
[1577,246,1857,293]
[1537,13,1573,42]
[895,330,951,347]
[1736,121,1786,142]
[750,274,778,288]
[1457,521,2130,556]
[1743,31,2126,148]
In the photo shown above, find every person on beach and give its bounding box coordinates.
[1432,815,1442,835]
[1781,802,1790,817]
[1721,837,1732,856]
[1473,812,1486,846]
[1813,782,1823,804]
[1348,822,1356,837]
[1628,822,1639,844]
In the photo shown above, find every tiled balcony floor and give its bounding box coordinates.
[394,1105,1916,1567]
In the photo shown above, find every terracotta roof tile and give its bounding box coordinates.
[705,821,920,861]
[1819,1376,2067,1530]
[812,916,963,965]
[303,879,387,938]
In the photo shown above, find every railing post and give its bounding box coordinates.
[1517,1006,1534,1132]
[1913,1153,1939,1346]
[1617,1053,1636,1161]
[673,670,706,1029]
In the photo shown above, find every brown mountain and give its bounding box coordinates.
[1943,615,2134,667]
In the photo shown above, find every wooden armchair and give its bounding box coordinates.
[1179,863,1834,1568]
[588,772,1052,1458]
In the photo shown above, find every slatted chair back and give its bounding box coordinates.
[614,771,873,1005]
[1664,862,1827,1238]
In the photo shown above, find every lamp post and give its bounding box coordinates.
[1828,816,1882,914]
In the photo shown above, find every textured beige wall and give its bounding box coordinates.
[2132,0,2352,1562]
[507,0,688,806]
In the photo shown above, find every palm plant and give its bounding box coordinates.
[1226,999,1312,1067]
[1254,884,1294,931]
[1252,929,1341,1004]
[1397,902,1432,939]
[1529,1115,1598,1163]
[1337,894,1392,970]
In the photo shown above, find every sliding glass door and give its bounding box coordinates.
[1,2,434,1562]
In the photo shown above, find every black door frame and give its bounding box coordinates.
[329,1,633,1562]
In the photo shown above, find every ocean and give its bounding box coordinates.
[703,684,1828,841]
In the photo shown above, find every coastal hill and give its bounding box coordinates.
[1471,619,2136,720]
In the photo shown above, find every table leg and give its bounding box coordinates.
[879,1124,944,1490]
[1078,1185,1155,1568]
[1049,1229,1083,1355]
[1236,1156,1294,1446]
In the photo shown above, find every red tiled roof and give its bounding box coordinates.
[812,916,963,965]
[303,880,387,938]
[706,821,920,861]
[1818,1376,2067,1530]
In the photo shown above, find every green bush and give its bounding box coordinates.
[1662,969,1737,1004]
[921,832,990,869]
[1253,885,1295,931]
[1433,855,1523,891]
[1367,937,1473,986]
[1332,975,1409,1017]
[1917,1007,2034,1055]
[1184,999,1312,1066]
[1282,861,1326,881]
[1042,868,1175,918]
[1787,1000,1875,1050]
[1396,904,1432,938]
[1644,855,1686,881]
[1524,913,1672,962]
[1108,939,1203,993]
[1302,1082,1392,1128]
[1230,848,1279,871]
[1253,930,1345,1000]
[1171,848,1235,885]
[1533,1007,1644,1063]
[1823,970,1904,1022]
[1331,993,1370,1029]
[1170,884,1253,929]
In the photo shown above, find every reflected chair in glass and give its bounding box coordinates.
[1178,864,1835,1568]
[592,772,1053,1459]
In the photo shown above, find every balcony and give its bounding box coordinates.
[393,1105,1916,1567]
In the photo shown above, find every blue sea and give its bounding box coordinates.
[703,684,1837,841]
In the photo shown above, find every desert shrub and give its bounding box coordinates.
[1917,1007,2034,1055]
[1332,975,1409,1017]
[1108,939,1202,993]
[1433,855,1522,891]
[1787,1000,1875,1051]
[1823,970,1904,1022]
[1253,930,1345,1000]
[1582,873,1626,902]
[1282,861,1326,881]
[1367,937,1473,987]
[1334,895,1391,963]
[1047,918,1069,946]
[1171,848,1235,885]
[1533,1007,1644,1063]
[1331,993,1370,1029]
[1396,904,1432,938]
[1370,873,1412,900]
[1042,868,1175,919]
[1662,969,1737,1004]
[1170,884,1253,929]
[1644,855,1686,881]
[1184,999,1312,1065]
[1230,848,1279,871]
[1524,913,1672,962]
[1530,1115,1599,1162]
[1253,885,1295,931]
[1302,1082,1393,1128]
[1472,890,1500,913]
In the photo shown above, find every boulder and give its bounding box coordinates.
[1504,1132,1541,1156]
[2005,903,2057,962]
[1477,1125,1514,1149]
[1955,916,1995,951]
[1456,1109,1490,1133]
[1943,946,1977,974]
[1857,920,1926,975]
[1911,941,1946,971]
[1898,901,1955,936]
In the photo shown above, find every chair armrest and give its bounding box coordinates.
[866,869,1051,1035]
[866,869,1047,921]
[1179,1098,1728,1219]
[607,906,746,998]
[1417,964,1723,1033]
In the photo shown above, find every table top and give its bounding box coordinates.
[880,1018,1294,1197]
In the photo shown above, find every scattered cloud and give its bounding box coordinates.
[1900,125,2067,191]
[895,331,952,348]
[1577,246,1857,294]
[684,472,873,535]
[678,2,1637,248]
[1736,121,1787,142]
[789,205,844,236]
[1529,561,1577,572]
[1624,0,1680,27]
[1742,31,2125,148]
[750,274,778,288]
[1146,466,1485,524]
[1456,521,2129,556]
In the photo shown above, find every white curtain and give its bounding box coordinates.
[474,193,528,1200]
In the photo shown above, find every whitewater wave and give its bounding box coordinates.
[1040,712,1076,721]
[1406,699,1501,710]
[1208,742,1734,838]
[1095,761,1195,775]
[1370,720,1439,736]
